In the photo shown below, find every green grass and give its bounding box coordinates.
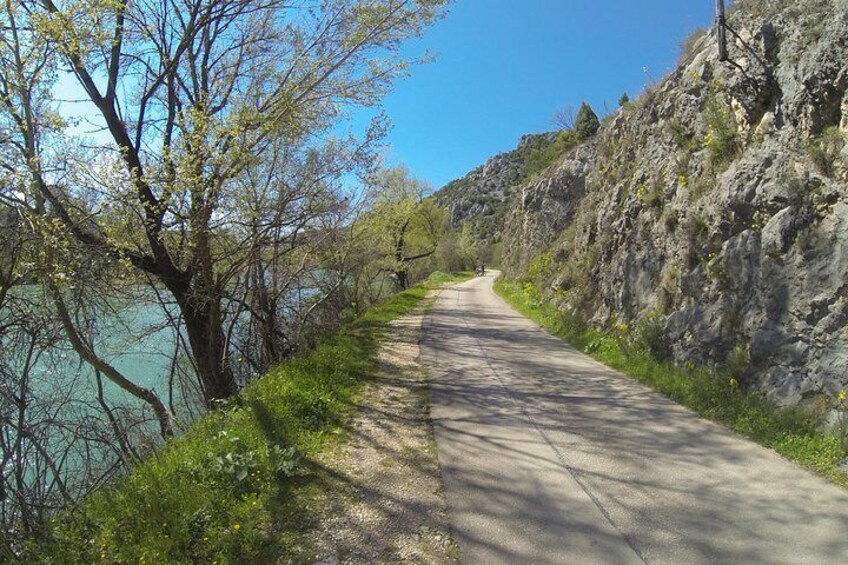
[494,278,848,489]
[30,271,472,565]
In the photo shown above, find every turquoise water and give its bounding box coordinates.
[25,295,202,430]
[0,294,193,497]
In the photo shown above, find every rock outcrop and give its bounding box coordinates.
[433,132,557,244]
[462,0,848,409]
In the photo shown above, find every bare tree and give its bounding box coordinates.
[0,0,178,440]
[0,206,134,554]
[552,103,577,130]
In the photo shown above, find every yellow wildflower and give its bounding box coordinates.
[729,377,739,390]
[839,390,846,403]
[232,524,241,531]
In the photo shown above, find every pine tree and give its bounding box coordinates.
[574,102,600,140]
[618,92,630,107]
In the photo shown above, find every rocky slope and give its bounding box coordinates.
[433,132,557,244]
[461,0,848,409]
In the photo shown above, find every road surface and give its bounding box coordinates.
[422,272,848,564]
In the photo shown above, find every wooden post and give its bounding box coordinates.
[716,0,728,62]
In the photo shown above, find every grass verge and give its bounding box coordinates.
[32,272,472,565]
[494,278,848,489]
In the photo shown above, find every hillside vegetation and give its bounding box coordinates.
[442,0,848,424]
[0,0,456,549]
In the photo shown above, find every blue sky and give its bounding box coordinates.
[56,1,718,192]
[371,0,718,189]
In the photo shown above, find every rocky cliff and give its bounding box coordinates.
[433,132,558,244]
[458,0,848,409]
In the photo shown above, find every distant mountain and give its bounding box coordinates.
[432,131,561,244]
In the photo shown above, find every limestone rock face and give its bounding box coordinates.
[464,0,848,407]
[433,132,557,244]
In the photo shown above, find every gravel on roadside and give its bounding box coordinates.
[305,294,459,565]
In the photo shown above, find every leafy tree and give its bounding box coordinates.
[361,166,446,290]
[0,0,449,406]
[520,129,581,181]
[619,92,630,106]
[574,101,600,140]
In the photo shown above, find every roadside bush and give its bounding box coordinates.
[630,310,671,362]
[721,344,751,384]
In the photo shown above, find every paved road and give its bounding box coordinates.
[422,272,848,565]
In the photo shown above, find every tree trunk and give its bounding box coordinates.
[394,269,409,290]
[179,296,239,405]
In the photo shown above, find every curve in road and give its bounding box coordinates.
[422,272,848,565]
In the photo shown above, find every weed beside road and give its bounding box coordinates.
[34,272,472,565]
[495,278,848,490]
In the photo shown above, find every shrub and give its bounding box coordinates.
[702,95,740,167]
[520,129,581,181]
[630,310,672,362]
[721,343,751,384]
[522,281,541,307]
[526,251,554,282]
[808,126,846,178]
[635,177,665,209]
[679,28,707,62]
[836,390,848,452]
[574,102,600,140]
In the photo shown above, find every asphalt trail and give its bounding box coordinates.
[422,272,848,565]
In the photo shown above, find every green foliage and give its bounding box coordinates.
[658,265,680,313]
[526,251,554,282]
[667,118,698,151]
[836,390,848,452]
[519,129,582,182]
[32,272,471,564]
[494,279,848,489]
[522,281,542,307]
[574,102,600,140]
[635,179,664,209]
[721,344,751,383]
[433,230,474,273]
[618,92,630,107]
[702,95,741,168]
[361,166,448,288]
[807,126,846,178]
[629,310,671,362]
